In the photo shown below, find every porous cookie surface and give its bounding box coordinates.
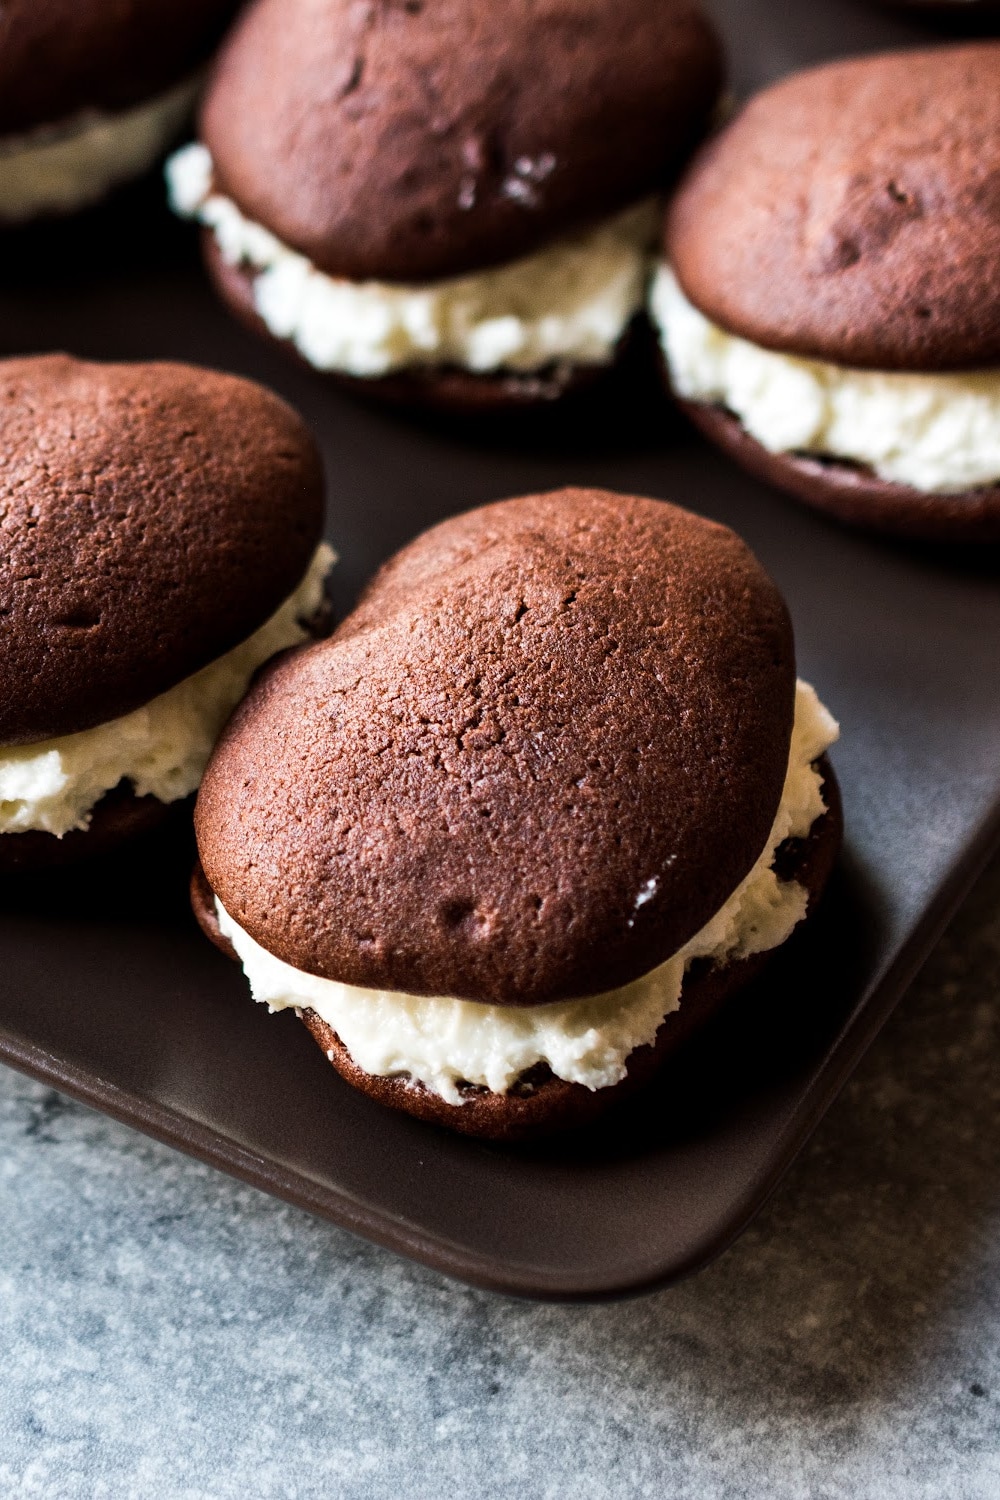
[196,489,795,1006]
[666,43,1000,372]
[201,0,723,283]
[0,1,239,137]
[0,355,323,745]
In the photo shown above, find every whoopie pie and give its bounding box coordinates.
[166,0,724,411]
[651,43,1000,544]
[192,488,841,1142]
[0,1,241,226]
[0,355,331,870]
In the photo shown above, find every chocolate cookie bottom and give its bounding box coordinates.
[681,400,1000,545]
[0,782,177,873]
[192,759,840,1141]
[204,234,635,414]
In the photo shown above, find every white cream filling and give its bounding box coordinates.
[216,680,838,1105]
[650,265,1000,495]
[0,74,200,223]
[0,544,334,838]
[166,142,658,377]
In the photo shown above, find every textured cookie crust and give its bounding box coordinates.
[191,761,841,1141]
[681,400,1000,545]
[203,234,631,409]
[196,488,795,1006]
[201,0,723,283]
[666,43,1000,371]
[0,355,324,746]
[0,1,239,137]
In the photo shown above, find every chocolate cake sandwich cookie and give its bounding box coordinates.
[192,488,841,1142]
[166,0,723,409]
[0,1,240,225]
[651,43,1000,543]
[0,355,332,871]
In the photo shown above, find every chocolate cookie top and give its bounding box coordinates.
[201,0,724,283]
[0,355,324,745]
[0,1,240,138]
[666,43,1000,372]
[196,488,795,1007]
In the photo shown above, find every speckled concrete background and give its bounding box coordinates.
[1,852,998,1499]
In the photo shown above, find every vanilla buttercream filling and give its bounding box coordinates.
[216,680,838,1105]
[166,142,658,378]
[0,74,200,224]
[650,265,1000,495]
[0,545,334,839]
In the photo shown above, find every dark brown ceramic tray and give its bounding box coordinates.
[1,0,999,1300]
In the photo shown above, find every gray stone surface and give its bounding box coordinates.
[1,855,999,1500]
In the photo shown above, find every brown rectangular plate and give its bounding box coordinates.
[1,0,998,1300]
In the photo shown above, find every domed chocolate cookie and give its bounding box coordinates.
[651,43,1000,543]
[0,355,331,868]
[0,1,240,224]
[199,0,723,283]
[193,489,842,1140]
[167,0,723,407]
